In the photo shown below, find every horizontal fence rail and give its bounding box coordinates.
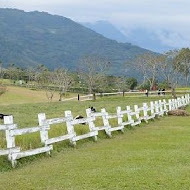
[61,91,189,102]
[0,94,189,167]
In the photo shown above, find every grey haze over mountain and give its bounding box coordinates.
[83,21,128,43]
[82,21,176,53]
[2,0,190,53]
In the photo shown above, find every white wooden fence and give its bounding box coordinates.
[0,94,189,167]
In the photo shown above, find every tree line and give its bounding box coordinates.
[133,48,190,97]
[0,57,138,101]
[0,48,190,100]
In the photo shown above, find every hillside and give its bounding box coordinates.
[0,8,152,76]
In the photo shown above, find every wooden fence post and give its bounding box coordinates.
[168,99,172,111]
[38,113,51,155]
[159,100,164,116]
[182,96,185,106]
[4,115,17,166]
[86,109,98,141]
[163,99,168,114]
[101,108,112,137]
[126,106,135,125]
[134,105,140,121]
[4,116,16,149]
[174,99,178,109]
[38,113,49,145]
[143,103,148,122]
[150,101,155,118]
[65,111,76,146]
[155,101,159,116]
[117,107,123,127]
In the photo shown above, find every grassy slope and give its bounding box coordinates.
[0,86,189,189]
[0,8,150,76]
[0,86,79,105]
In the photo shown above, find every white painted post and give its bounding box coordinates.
[65,111,76,146]
[187,94,189,104]
[186,94,189,104]
[155,101,159,116]
[176,98,178,108]
[117,107,123,127]
[143,103,148,122]
[168,99,172,111]
[101,108,112,137]
[184,95,187,105]
[150,101,155,117]
[159,100,164,116]
[4,116,17,166]
[182,96,185,106]
[179,97,181,107]
[173,99,175,109]
[126,106,134,125]
[174,99,178,109]
[185,95,187,105]
[170,99,173,110]
[4,116,15,149]
[177,98,180,108]
[163,99,168,114]
[38,113,51,155]
[171,99,174,110]
[86,108,97,141]
[180,97,183,106]
[180,97,182,107]
[38,113,49,144]
[187,94,190,104]
[134,105,140,121]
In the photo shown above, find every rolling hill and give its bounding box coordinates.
[0,8,152,76]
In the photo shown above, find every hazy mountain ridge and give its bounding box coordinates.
[0,8,153,76]
[82,20,175,53]
[83,21,128,43]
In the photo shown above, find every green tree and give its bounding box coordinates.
[33,65,56,101]
[174,48,190,86]
[160,50,182,98]
[52,69,73,101]
[79,56,110,100]
[7,64,25,83]
[134,53,161,90]
[126,77,138,90]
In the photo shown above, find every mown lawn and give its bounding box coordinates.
[0,87,189,189]
[0,113,190,189]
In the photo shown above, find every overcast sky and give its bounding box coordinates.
[1,0,190,48]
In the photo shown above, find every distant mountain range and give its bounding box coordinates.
[82,21,175,53]
[0,8,154,77]
[83,21,128,43]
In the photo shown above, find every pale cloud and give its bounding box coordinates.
[155,31,188,47]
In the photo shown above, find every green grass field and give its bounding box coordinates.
[0,86,189,189]
[0,86,82,105]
